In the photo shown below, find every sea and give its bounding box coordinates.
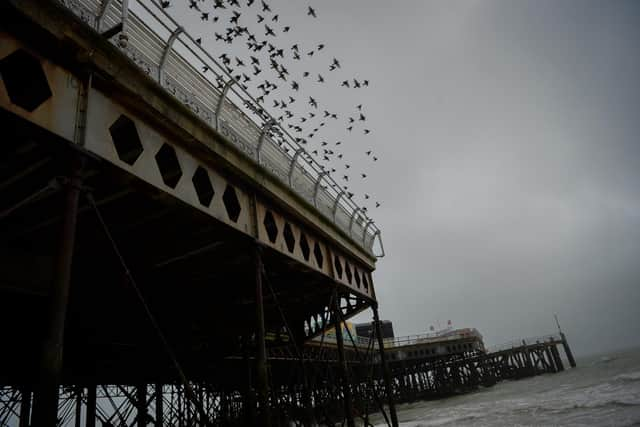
[369,347,640,427]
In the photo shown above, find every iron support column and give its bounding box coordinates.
[86,386,96,427]
[32,157,83,426]
[137,384,147,427]
[75,387,82,427]
[19,387,31,427]
[373,304,399,427]
[254,245,271,427]
[299,358,314,427]
[155,384,163,427]
[560,332,576,368]
[332,295,355,427]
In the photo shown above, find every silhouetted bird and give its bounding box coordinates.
[265,25,275,36]
[308,6,317,18]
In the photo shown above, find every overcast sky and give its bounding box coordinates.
[170,0,640,357]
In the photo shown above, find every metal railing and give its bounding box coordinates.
[311,329,484,350]
[484,333,561,354]
[57,0,383,256]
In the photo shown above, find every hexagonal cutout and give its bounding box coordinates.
[223,184,241,222]
[155,143,182,188]
[334,256,343,279]
[192,166,214,207]
[345,262,353,284]
[354,269,361,288]
[0,49,52,112]
[283,223,295,253]
[263,211,278,243]
[109,115,144,165]
[313,242,323,269]
[299,233,310,261]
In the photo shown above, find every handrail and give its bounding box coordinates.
[60,0,382,255]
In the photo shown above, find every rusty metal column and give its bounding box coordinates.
[254,244,271,427]
[32,156,83,426]
[332,295,355,427]
[373,305,399,427]
[86,385,96,427]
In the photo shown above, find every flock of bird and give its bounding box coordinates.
[162,0,382,213]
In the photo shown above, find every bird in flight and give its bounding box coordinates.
[308,6,317,18]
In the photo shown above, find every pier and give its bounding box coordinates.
[0,1,576,426]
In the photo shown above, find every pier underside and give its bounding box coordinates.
[0,107,369,387]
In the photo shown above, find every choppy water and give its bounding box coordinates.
[370,347,640,427]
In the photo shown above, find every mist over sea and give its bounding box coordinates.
[370,347,640,427]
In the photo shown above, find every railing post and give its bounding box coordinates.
[256,119,276,163]
[362,219,374,246]
[313,171,329,208]
[287,148,305,187]
[332,191,345,223]
[348,208,361,238]
[95,0,116,31]
[215,79,236,131]
[117,0,130,48]
[158,27,183,82]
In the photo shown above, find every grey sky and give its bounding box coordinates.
[173,0,640,356]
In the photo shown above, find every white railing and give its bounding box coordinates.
[58,0,383,256]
